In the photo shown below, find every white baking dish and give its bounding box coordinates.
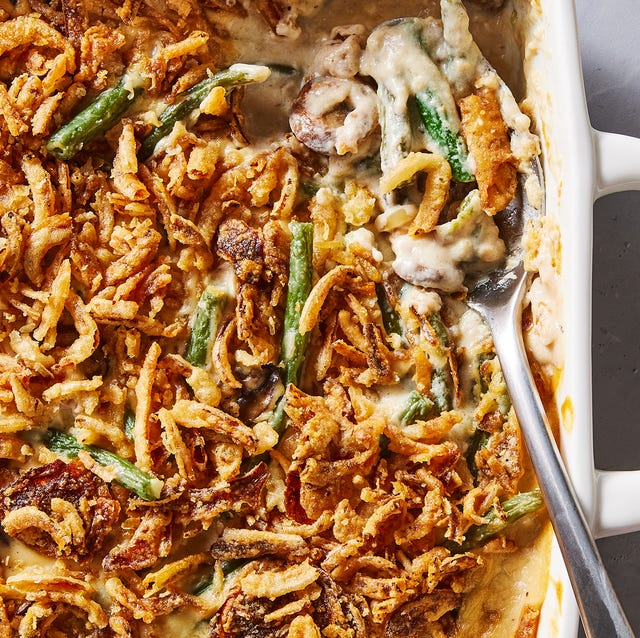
[517,0,640,635]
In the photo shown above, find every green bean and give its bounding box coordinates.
[378,84,415,174]
[430,367,453,413]
[124,406,136,440]
[44,429,163,501]
[414,89,474,182]
[446,490,544,553]
[376,282,403,337]
[472,351,495,396]
[184,286,228,368]
[281,222,314,385]
[300,181,320,199]
[399,390,435,426]
[438,189,480,236]
[270,221,314,435]
[266,63,298,76]
[495,370,512,416]
[192,558,251,596]
[474,351,511,416]
[46,72,145,160]
[191,575,212,597]
[138,64,270,160]
[363,18,473,181]
[428,311,451,348]
[427,312,454,412]
[465,427,491,479]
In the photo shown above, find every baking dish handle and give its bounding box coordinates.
[593,128,640,198]
[591,128,640,537]
[595,470,640,538]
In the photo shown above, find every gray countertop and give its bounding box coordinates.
[576,0,640,635]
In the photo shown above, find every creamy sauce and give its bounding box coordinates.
[344,227,383,262]
[1,540,57,578]
[455,305,492,354]
[361,18,471,174]
[375,381,417,425]
[524,216,564,369]
[218,0,525,148]
[399,283,443,316]
[390,191,506,293]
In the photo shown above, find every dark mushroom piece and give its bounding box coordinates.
[236,364,282,423]
[289,76,378,156]
[0,459,120,560]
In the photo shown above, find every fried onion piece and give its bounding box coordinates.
[158,407,197,482]
[0,15,75,71]
[215,217,284,364]
[216,217,263,276]
[212,317,244,389]
[384,421,460,466]
[105,576,198,624]
[103,510,172,572]
[298,265,358,335]
[141,553,210,596]
[0,434,32,462]
[212,590,287,638]
[5,568,108,630]
[314,569,367,637]
[283,384,383,521]
[287,614,322,638]
[379,152,452,236]
[211,565,364,638]
[384,589,461,638]
[16,601,106,636]
[475,410,524,497]
[170,399,257,451]
[32,258,71,349]
[112,121,150,201]
[0,209,25,280]
[133,341,161,473]
[54,291,99,371]
[175,461,269,531]
[209,528,309,563]
[105,220,162,286]
[0,85,28,136]
[459,86,517,215]
[23,213,72,287]
[21,155,55,230]
[240,560,319,599]
[198,147,298,245]
[252,0,317,38]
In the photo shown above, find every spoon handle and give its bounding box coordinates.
[481,278,635,638]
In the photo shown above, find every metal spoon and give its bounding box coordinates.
[466,159,635,638]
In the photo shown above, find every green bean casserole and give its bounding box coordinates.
[0,0,562,635]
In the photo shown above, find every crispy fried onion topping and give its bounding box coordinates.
[2,567,108,632]
[0,5,540,635]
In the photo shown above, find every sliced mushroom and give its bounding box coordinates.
[236,364,282,422]
[289,77,378,156]
[0,459,120,560]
